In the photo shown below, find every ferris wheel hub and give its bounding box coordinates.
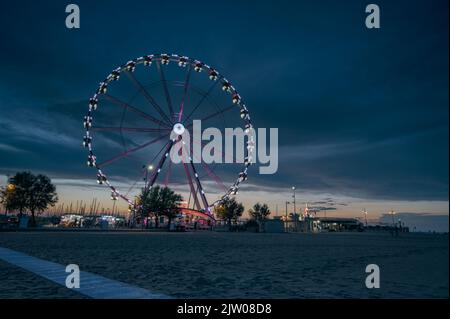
[172,122,185,136]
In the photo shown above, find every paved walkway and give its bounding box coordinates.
[0,246,171,299]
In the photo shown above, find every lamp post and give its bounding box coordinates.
[292,186,296,216]
[389,210,396,226]
[363,208,368,227]
[292,186,298,231]
[285,201,290,232]
[143,164,154,190]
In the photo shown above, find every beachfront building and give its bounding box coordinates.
[316,217,363,232]
[280,214,363,233]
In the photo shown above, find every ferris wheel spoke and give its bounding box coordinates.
[124,140,172,195]
[91,127,171,133]
[125,166,148,198]
[125,71,173,124]
[185,104,236,130]
[97,133,170,168]
[178,65,192,122]
[156,61,175,120]
[103,94,171,128]
[189,141,229,192]
[183,79,219,124]
[188,131,234,162]
[200,104,236,123]
[201,161,229,193]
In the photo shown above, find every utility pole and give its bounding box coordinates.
[292,187,297,231]
[363,209,368,227]
[292,186,296,215]
[285,201,290,232]
[389,210,396,226]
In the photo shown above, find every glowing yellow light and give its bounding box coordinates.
[6,183,15,191]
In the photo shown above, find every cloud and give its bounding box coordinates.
[0,0,447,208]
[0,143,28,153]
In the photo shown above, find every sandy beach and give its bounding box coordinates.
[0,231,448,299]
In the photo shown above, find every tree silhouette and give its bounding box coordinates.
[138,185,182,229]
[248,203,271,231]
[0,172,58,226]
[215,198,244,231]
[27,174,58,226]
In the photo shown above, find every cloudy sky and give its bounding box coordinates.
[0,0,448,231]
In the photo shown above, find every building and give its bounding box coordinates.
[280,215,364,233]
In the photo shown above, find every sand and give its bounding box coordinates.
[0,231,448,298]
[0,260,87,299]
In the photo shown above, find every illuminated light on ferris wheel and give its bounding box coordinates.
[83,54,254,217]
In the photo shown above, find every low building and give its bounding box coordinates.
[281,215,363,232]
[316,217,363,232]
[263,219,285,233]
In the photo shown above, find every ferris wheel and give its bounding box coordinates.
[83,54,254,217]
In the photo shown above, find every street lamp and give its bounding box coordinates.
[362,208,368,227]
[285,201,290,232]
[285,201,290,218]
[389,210,396,226]
[142,164,155,190]
[291,186,296,216]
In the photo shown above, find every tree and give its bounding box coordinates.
[0,172,58,226]
[137,186,161,227]
[159,187,183,230]
[27,174,58,227]
[2,172,35,219]
[0,183,18,215]
[248,203,271,231]
[215,198,244,231]
[137,185,182,229]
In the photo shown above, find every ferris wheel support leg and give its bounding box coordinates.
[146,140,175,190]
[182,161,201,211]
[156,61,175,119]
[188,160,210,213]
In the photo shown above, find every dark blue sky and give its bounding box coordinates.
[0,0,448,221]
